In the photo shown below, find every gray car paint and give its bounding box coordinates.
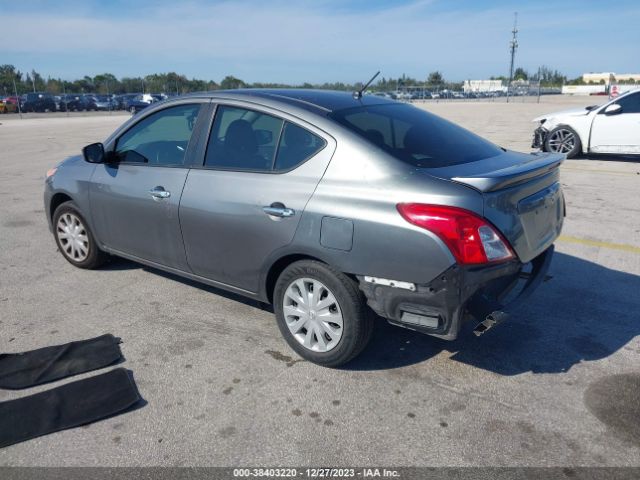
[45,89,563,315]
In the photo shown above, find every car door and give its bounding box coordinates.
[89,101,208,270]
[179,103,335,293]
[590,91,640,154]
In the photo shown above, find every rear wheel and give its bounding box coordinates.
[53,201,108,269]
[545,126,581,158]
[273,260,373,367]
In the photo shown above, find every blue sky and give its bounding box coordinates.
[1,0,639,83]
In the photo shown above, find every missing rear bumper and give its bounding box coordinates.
[358,245,555,340]
[470,245,554,336]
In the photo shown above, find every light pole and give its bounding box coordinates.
[506,12,518,103]
[13,77,22,119]
[62,81,69,117]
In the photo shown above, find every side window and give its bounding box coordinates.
[616,92,640,114]
[205,106,284,171]
[274,122,326,171]
[115,104,201,166]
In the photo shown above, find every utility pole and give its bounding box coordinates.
[13,77,23,119]
[62,81,69,117]
[107,80,111,114]
[506,12,518,103]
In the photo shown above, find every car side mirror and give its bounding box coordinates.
[604,103,622,115]
[254,129,273,146]
[82,142,106,163]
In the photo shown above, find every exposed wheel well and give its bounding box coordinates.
[49,193,73,220]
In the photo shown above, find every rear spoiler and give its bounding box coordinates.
[452,153,565,192]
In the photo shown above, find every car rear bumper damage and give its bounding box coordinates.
[358,245,554,340]
[532,126,548,150]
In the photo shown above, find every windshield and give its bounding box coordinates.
[330,103,503,168]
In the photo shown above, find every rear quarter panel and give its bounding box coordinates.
[277,133,485,286]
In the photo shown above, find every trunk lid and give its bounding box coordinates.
[423,150,565,263]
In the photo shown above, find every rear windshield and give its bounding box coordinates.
[330,103,502,167]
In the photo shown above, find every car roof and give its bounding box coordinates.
[183,89,396,115]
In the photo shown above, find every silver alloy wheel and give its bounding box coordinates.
[56,212,89,262]
[547,128,576,153]
[282,277,344,353]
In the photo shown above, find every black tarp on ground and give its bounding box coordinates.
[0,334,123,390]
[0,368,141,448]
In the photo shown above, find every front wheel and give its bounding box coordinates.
[545,126,581,158]
[273,260,373,367]
[52,201,108,269]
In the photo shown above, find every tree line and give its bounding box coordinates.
[2,64,624,96]
[0,65,469,96]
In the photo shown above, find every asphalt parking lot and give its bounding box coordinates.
[0,96,639,467]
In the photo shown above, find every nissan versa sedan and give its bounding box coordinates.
[44,90,564,366]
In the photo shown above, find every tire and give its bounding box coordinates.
[52,201,108,269]
[545,125,581,158]
[273,260,373,367]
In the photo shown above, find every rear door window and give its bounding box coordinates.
[204,106,325,172]
[274,123,326,171]
[205,106,283,171]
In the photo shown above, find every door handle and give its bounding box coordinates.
[263,204,295,218]
[149,186,171,199]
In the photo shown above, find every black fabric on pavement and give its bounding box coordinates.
[0,368,141,448]
[0,334,123,390]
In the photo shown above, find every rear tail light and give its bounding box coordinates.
[397,203,515,265]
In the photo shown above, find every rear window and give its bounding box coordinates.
[330,103,502,168]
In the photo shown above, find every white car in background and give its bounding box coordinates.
[532,89,640,158]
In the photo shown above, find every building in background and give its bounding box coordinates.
[463,79,506,93]
[582,72,640,84]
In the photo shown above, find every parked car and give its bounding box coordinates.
[114,94,138,110]
[126,94,153,114]
[21,92,57,112]
[0,96,18,113]
[53,95,63,111]
[44,89,563,366]
[59,94,87,111]
[81,94,99,111]
[5,96,20,111]
[532,88,640,157]
[150,93,168,102]
[92,95,116,111]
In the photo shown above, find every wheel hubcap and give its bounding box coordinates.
[56,213,89,262]
[548,129,576,153]
[283,278,344,353]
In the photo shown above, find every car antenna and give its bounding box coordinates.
[353,71,380,100]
